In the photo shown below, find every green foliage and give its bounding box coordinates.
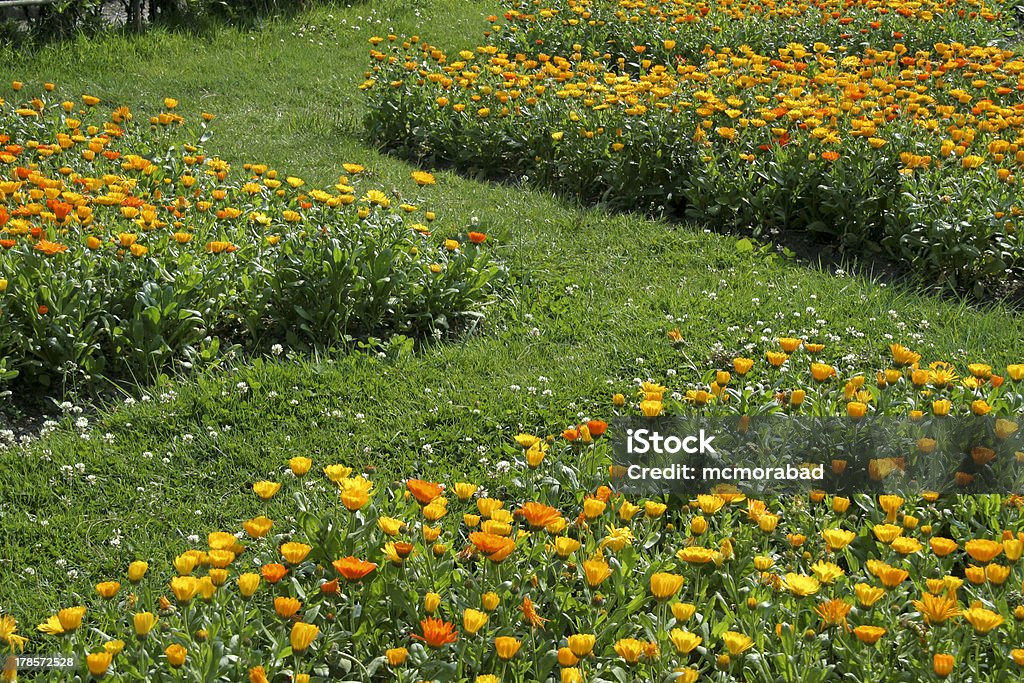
[3,0,1023,646]
[363,0,1024,299]
[183,0,312,27]
[0,88,505,394]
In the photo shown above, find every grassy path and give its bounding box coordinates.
[2,0,1023,628]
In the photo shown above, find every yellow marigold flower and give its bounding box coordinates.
[583,498,606,519]
[614,638,646,664]
[853,625,886,644]
[855,583,885,607]
[783,573,820,596]
[290,622,320,652]
[779,337,803,352]
[481,592,500,611]
[933,654,955,677]
[94,581,120,599]
[669,629,701,654]
[280,542,312,565]
[677,546,716,564]
[733,357,754,374]
[462,608,489,635]
[965,539,1003,563]
[165,643,187,667]
[87,651,113,677]
[37,615,65,635]
[289,456,312,476]
[639,399,662,417]
[385,647,408,666]
[615,499,639,522]
[721,631,754,655]
[913,593,961,624]
[583,556,613,586]
[340,476,373,511]
[650,572,684,600]
[677,667,699,683]
[891,537,922,555]
[816,599,852,628]
[847,401,868,420]
[876,563,910,588]
[963,605,1004,633]
[363,189,390,207]
[453,482,478,501]
[272,596,300,619]
[996,419,1019,440]
[930,537,958,557]
[878,495,903,522]
[243,516,273,538]
[495,636,521,660]
[324,464,353,482]
[477,498,503,518]
[0,615,28,651]
[811,561,844,584]
[170,576,199,604]
[552,536,581,558]
[696,494,725,514]
[236,573,260,599]
[127,560,148,583]
[672,602,696,621]
[872,524,903,544]
[50,606,86,633]
[253,481,280,499]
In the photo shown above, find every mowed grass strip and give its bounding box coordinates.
[2,0,1023,629]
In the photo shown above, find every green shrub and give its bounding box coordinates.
[0,86,505,394]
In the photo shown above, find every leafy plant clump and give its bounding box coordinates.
[363,0,1024,298]
[8,341,1024,682]
[0,84,505,393]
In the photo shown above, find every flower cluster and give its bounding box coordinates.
[0,85,503,392]
[363,0,1024,296]
[7,342,1024,681]
[491,0,1012,61]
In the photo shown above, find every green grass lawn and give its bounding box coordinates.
[2,0,1024,632]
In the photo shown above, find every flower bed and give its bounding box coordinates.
[363,0,1024,297]
[7,342,1024,681]
[490,0,1013,62]
[0,85,504,392]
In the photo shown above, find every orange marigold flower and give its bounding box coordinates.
[260,563,287,584]
[407,478,443,505]
[517,502,562,529]
[521,596,549,629]
[411,617,458,648]
[469,531,516,562]
[332,556,378,581]
[34,240,69,255]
